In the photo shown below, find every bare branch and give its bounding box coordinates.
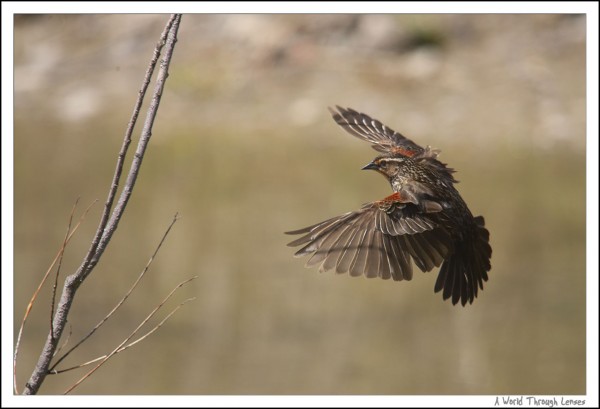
[51,296,196,375]
[22,14,183,395]
[13,199,96,394]
[49,213,180,373]
[112,296,196,351]
[88,14,182,271]
[80,14,179,278]
[63,277,197,394]
[54,323,73,360]
[50,198,80,341]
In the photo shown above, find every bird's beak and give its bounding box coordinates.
[361,161,379,171]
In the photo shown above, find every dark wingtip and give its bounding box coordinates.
[329,106,358,118]
[328,106,342,124]
[328,105,349,122]
[284,228,305,235]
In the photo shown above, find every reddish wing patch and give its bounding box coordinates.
[378,192,402,204]
[376,192,412,208]
[391,146,418,157]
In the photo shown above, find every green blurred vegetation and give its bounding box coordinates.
[13,14,586,395]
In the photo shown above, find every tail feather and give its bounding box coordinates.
[435,216,492,306]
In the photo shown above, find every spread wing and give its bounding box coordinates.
[329,106,426,157]
[286,200,453,281]
[330,106,457,180]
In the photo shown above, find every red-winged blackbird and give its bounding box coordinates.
[286,106,492,306]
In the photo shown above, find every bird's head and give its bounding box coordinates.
[362,156,405,180]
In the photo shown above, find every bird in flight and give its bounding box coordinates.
[286,106,492,306]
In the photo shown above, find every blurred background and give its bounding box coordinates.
[13,14,586,395]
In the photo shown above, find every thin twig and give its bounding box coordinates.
[63,277,197,394]
[13,199,96,394]
[51,198,80,339]
[49,213,180,372]
[51,297,196,375]
[54,323,73,359]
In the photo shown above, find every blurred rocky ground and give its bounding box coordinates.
[14,14,585,150]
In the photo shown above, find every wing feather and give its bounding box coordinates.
[329,106,425,156]
[286,200,452,281]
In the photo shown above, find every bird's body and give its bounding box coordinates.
[286,106,492,306]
